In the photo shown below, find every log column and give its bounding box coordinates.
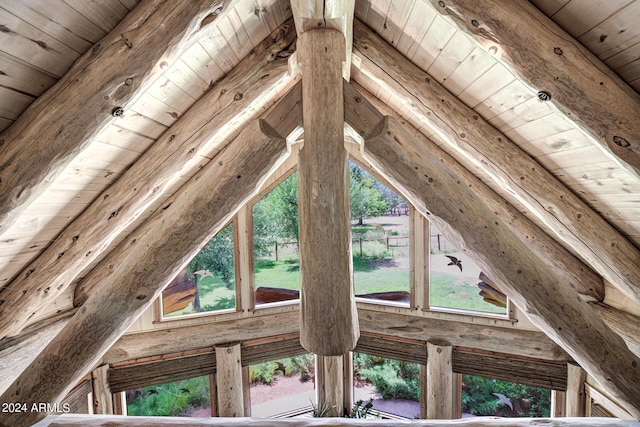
[426,341,454,419]
[90,365,113,415]
[316,354,347,417]
[215,343,244,417]
[297,29,358,356]
[566,362,587,417]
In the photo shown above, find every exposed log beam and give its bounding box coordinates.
[429,0,640,174]
[0,91,298,427]
[0,0,226,234]
[0,19,298,340]
[590,303,640,358]
[298,29,358,356]
[291,0,354,80]
[360,115,640,417]
[344,80,604,302]
[351,19,640,308]
[0,312,72,394]
[38,414,640,426]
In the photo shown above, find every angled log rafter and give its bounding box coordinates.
[0,19,298,340]
[351,19,640,308]
[0,0,227,235]
[429,0,640,174]
[356,110,640,418]
[344,81,604,302]
[0,84,302,427]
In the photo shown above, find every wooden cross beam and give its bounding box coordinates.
[0,84,301,427]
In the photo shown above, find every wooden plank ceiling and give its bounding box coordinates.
[0,0,639,416]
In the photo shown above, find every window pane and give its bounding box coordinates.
[126,376,211,417]
[429,224,507,315]
[249,354,315,417]
[353,353,421,419]
[253,172,300,305]
[162,224,236,317]
[462,375,551,417]
[350,162,410,306]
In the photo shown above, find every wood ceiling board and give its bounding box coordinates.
[605,39,640,70]
[93,125,157,153]
[577,1,640,59]
[146,77,197,113]
[363,0,392,37]
[473,80,537,122]
[410,15,456,71]
[110,112,169,140]
[427,30,476,85]
[503,113,576,144]
[62,0,129,34]
[488,97,554,133]
[0,51,58,98]
[375,0,415,47]
[456,62,514,108]
[0,7,81,77]
[129,93,183,128]
[551,0,634,38]
[179,43,224,90]
[234,2,271,48]
[0,1,96,53]
[395,0,436,56]
[0,86,34,120]
[529,0,571,16]
[520,128,595,157]
[199,25,241,73]
[442,46,496,96]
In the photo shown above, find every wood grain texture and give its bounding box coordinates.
[91,365,113,415]
[40,414,640,426]
[0,109,291,427]
[565,362,587,417]
[0,0,223,234]
[591,302,640,358]
[426,341,453,419]
[351,19,640,308]
[290,0,354,79]
[0,19,298,340]
[215,343,244,417]
[430,0,640,173]
[316,355,345,416]
[298,29,358,356]
[361,115,640,418]
[343,80,604,301]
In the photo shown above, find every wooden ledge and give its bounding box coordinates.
[35,414,640,426]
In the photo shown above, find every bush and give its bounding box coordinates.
[354,354,420,401]
[462,375,551,417]
[249,354,315,385]
[126,376,210,416]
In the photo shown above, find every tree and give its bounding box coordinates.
[349,163,388,225]
[252,172,299,257]
[186,224,235,311]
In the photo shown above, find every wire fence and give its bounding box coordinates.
[261,234,449,260]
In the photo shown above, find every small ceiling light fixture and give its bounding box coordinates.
[112,107,125,118]
[537,91,552,102]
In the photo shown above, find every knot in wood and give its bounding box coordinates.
[234,93,243,101]
[438,1,445,7]
[612,135,630,148]
[553,47,563,55]
[471,19,479,27]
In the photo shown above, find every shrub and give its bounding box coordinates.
[461,375,551,417]
[354,354,420,401]
[126,376,210,416]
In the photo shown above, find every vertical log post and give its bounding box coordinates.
[566,361,587,417]
[426,341,454,419]
[90,365,113,415]
[316,355,345,416]
[552,390,567,417]
[215,343,244,417]
[298,28,359,356]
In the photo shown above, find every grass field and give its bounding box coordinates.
[170,215,504,316]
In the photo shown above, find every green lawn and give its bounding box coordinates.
[429,272,505,314]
